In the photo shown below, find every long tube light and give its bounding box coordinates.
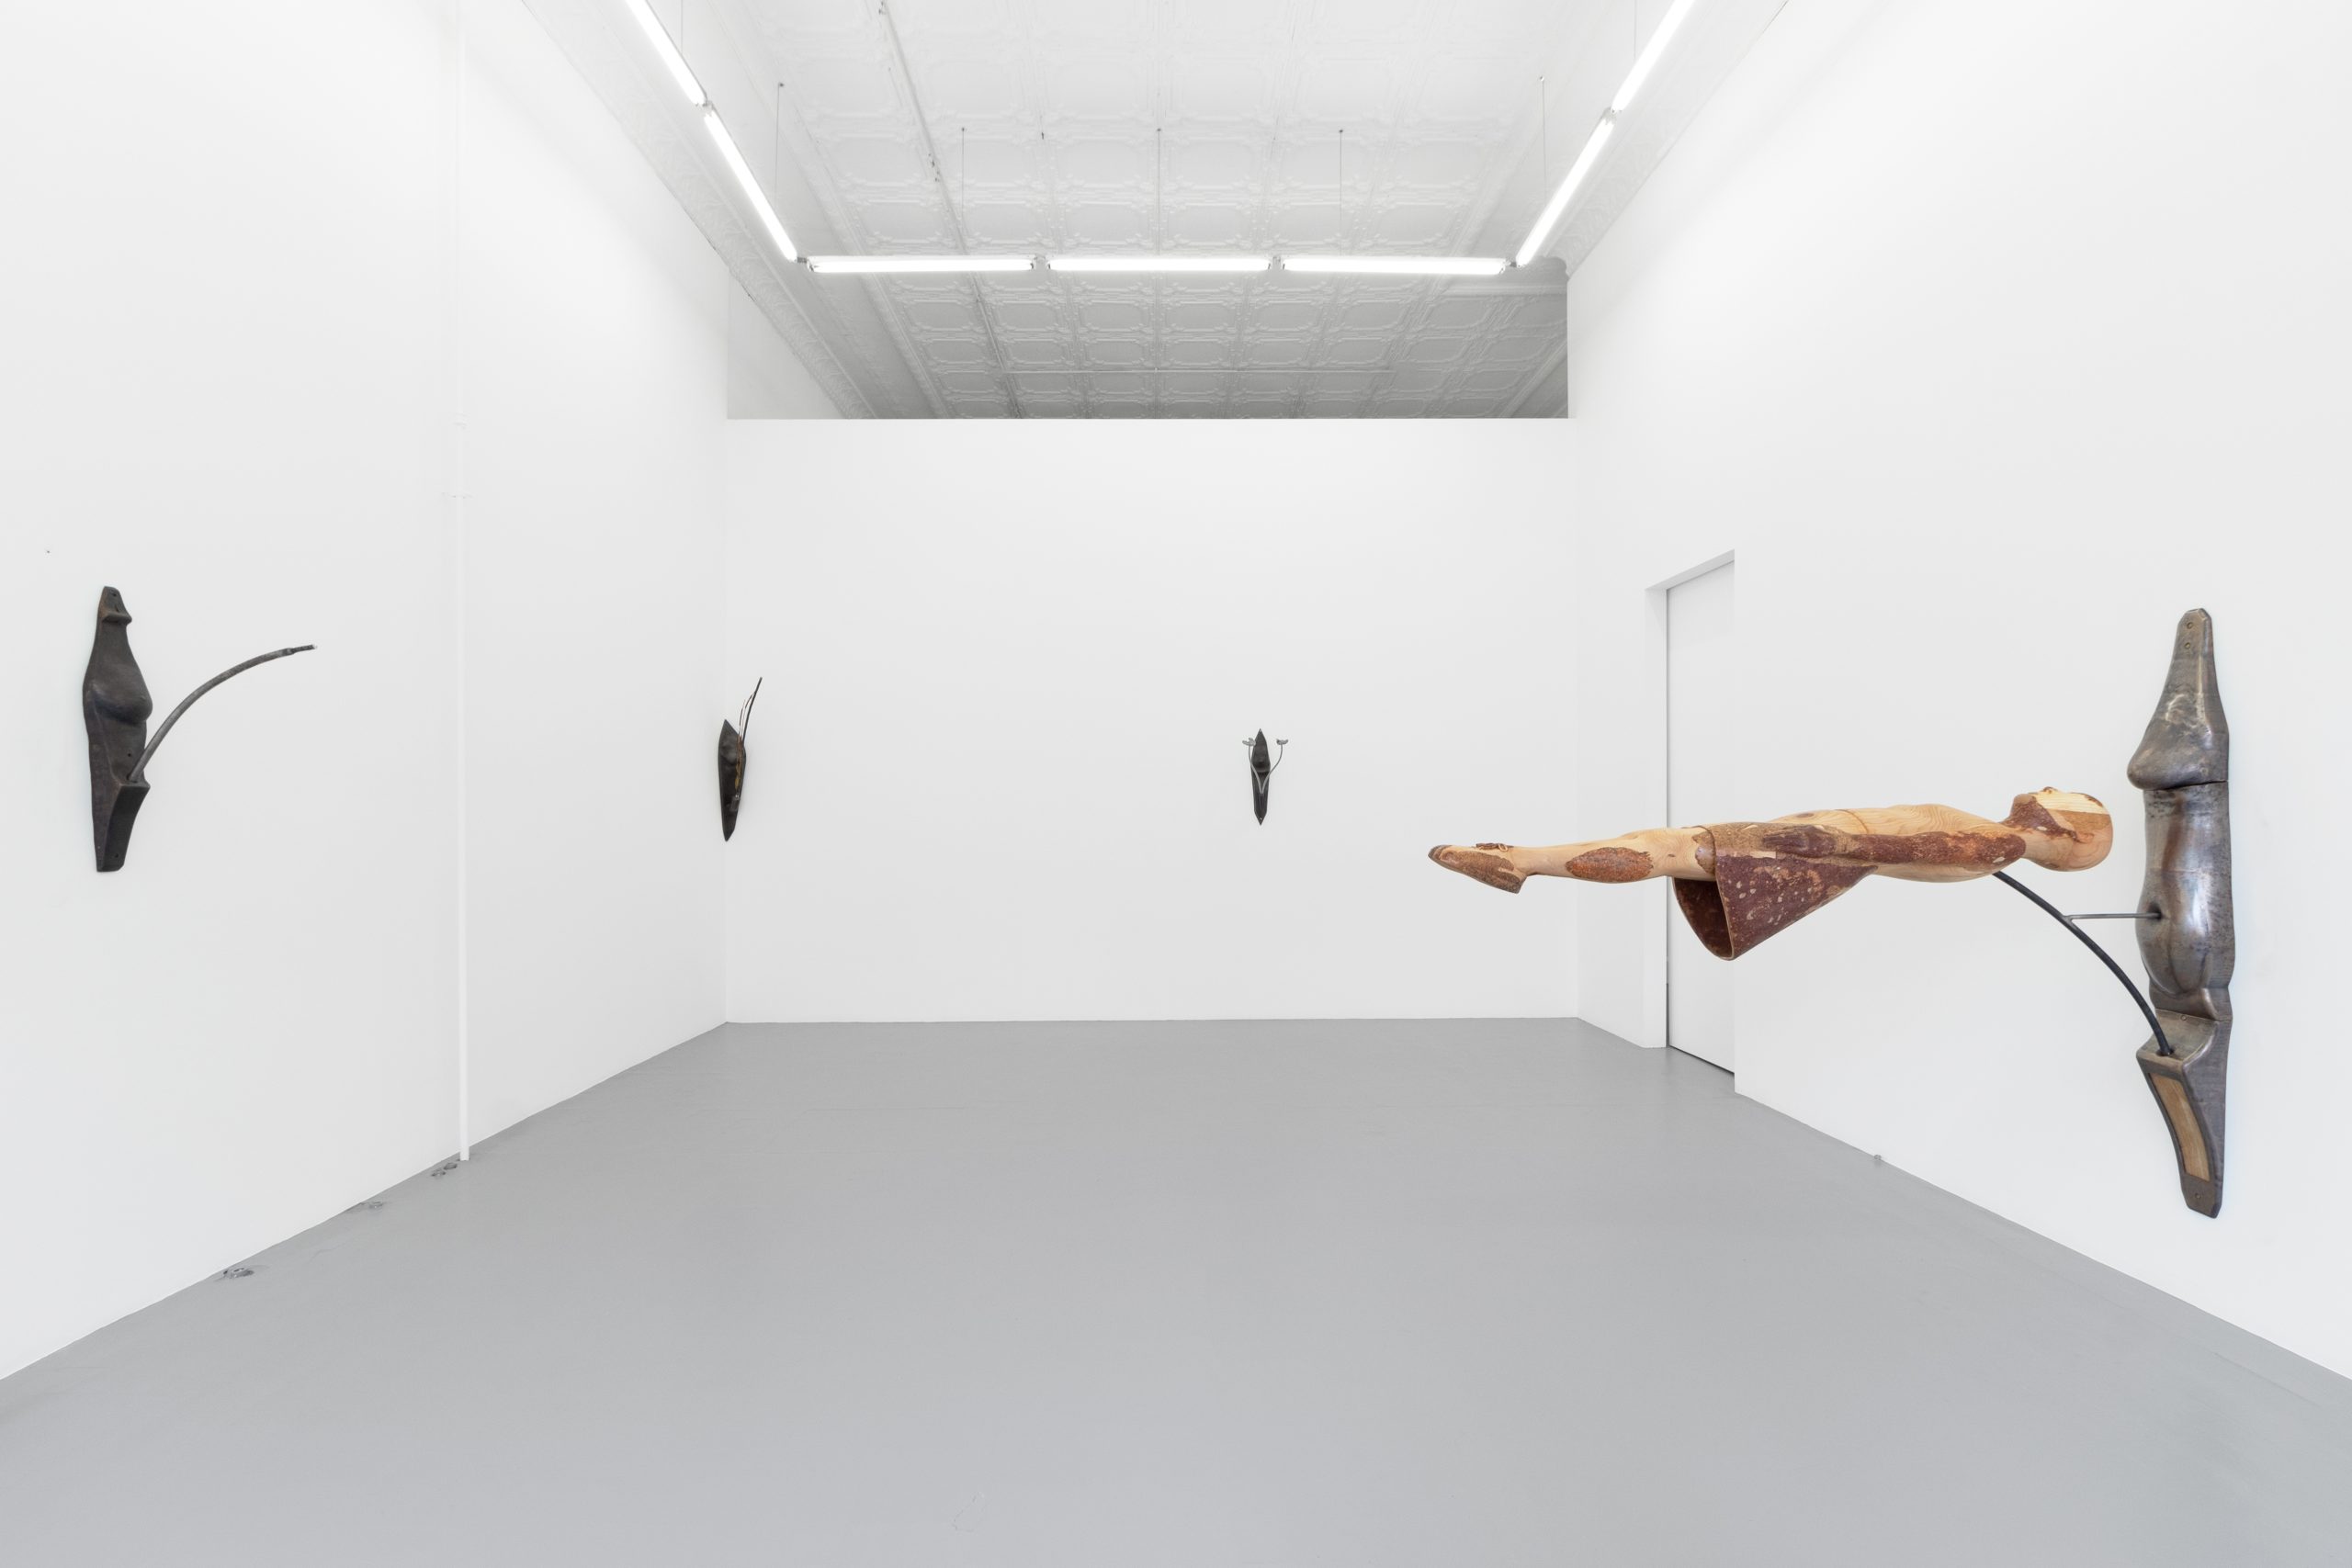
[1282,255,1509,276]
[623,0,706,106]
[1514,114,1614,266]
[1513,0,1701,265]
[704,109,798,262]
[1046,255,1272,274]
[805,254,1036,274]
[1611,0,1702,113]
[805,254,1516,278]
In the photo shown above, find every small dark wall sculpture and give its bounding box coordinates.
[1244,730,1287,824]
[2128,609,2233,1216]
[82,586,315,873]
[718,679,761,840]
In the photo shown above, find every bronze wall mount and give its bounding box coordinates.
[81,586,315,873]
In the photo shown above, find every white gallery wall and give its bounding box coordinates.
[456,0,732,1142]
[0,0,831,1377]
[0,0,458,1384]
[1564,0,2352,1375]
[724,422,1577,1021]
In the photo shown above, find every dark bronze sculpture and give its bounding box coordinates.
[1244,730,1287,824]
[718,679,761,840]
[2128,609,2233,1215]
[81,586,314,872]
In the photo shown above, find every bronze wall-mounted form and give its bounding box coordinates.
[81,587,315,873]
[1244,730,1287,824]
[718,679,761,840]
[2126,610,2233,1216]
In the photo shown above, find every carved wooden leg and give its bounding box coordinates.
[1430,827,1711,893]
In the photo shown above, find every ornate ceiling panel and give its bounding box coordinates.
[715,0,1601,417]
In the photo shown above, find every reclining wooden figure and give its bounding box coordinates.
[1430,788,2113,958]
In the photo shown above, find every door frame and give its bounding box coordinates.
[1644,551,1736,1055]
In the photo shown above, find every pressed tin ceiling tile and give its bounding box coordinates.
[726,0,1577,416]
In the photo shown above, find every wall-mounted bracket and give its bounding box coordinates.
[81,586,315,873]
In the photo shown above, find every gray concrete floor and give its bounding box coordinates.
[5,1021,2348,1567]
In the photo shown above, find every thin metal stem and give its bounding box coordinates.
[1539,74,1547,190]
[1336,127,1344,243]
[738,676,763,739]
[876,0,1021,417]
[130,646,316,782]
[1992,871,2172,1056]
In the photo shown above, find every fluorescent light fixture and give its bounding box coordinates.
[1281,255,1510,276]
[1514,113,1615,266]
[622,0,706,107]
[1611,0,1702,113]
[703,108,797,262]
[1045,254,1272,274]
[805,254,1037,275]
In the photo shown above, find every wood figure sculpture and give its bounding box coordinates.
[1430,789,2112,958]
[718,678,761,840]
[82,586,315,872]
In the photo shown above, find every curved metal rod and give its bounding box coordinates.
[738,677,763,740]
[1992,871,2172,1057]
[130,645,315,782]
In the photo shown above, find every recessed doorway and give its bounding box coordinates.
[1666,559,1736,1070]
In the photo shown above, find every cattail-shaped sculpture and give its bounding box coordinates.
[81,587,314,872]
[718,679,761,840]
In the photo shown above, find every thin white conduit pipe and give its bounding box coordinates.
[448,0,471,1163]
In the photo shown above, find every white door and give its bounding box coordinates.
[1667,562,1736,1070]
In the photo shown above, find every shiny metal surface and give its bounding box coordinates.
[2128,610,2234,1214]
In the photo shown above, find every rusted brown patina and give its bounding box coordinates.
[1672,878,1735,958]
[1674,825,1875,959]
[1755,823,1840,858]
[1429,844,1525,893]
[1566,845,1654,883]
[1849,829,2024,868]
[1758,820,2025,870]
[2002,791,2069,837]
